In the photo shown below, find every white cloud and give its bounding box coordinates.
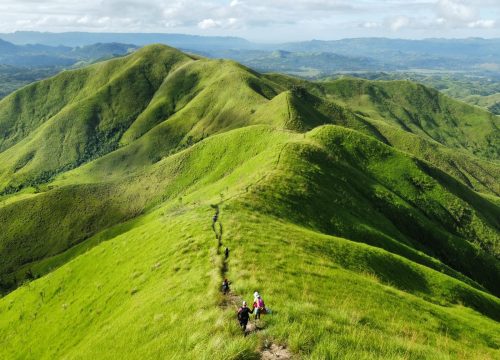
[198,17,241,30]
[97,17,111,25]
[468,19,496,28]
[389,16,411,31]
[429,0,498,30]
[76,16,90,25]
[198,18,221,29]
[437,0,478,22]
[360,21,380,29]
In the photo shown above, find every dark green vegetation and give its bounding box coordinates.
[0,45,499,359]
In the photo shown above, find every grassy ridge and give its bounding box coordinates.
[265,74,499,160]
[0,45,498,358]
[236,126,499,294]
[317,79,499,160]
[225,211,500,359]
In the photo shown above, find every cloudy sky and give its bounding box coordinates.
[0,0,499,42]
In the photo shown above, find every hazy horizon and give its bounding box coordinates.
[3,29,500,44]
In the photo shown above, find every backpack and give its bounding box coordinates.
[257,298,265,308]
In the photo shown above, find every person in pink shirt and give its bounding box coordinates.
[252,291,266,320]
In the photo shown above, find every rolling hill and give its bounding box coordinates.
[0,44,499,359]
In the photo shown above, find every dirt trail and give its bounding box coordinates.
[261,344,292,360]
[210,204,292,358]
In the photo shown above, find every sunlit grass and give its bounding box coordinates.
[0,45,498,359]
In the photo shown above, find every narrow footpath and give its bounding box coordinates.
[210,204,292,359]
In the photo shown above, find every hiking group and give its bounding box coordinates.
[212,208,270,334]
[237,291,269,333]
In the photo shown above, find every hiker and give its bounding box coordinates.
[253,292,266,320]
[225,247,229,259]
[212,213,218,223]
[237,301,252,332]
[222,278,230,294]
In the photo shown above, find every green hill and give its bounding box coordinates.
[0,45,499,359]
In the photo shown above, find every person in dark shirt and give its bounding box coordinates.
[222,278,230,294]
[237,301,252,332]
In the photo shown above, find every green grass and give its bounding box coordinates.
[0,126,290,283]
[225,211,500,359]
[0,45,499,359]
[0,181,498,359]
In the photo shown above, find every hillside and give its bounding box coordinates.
[0,45,499,359]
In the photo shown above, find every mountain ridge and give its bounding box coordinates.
[0,44,498,359]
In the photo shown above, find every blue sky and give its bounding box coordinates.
[0,0,499,42]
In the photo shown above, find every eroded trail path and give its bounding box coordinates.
[210,204,292,358]
[261,344,292,360]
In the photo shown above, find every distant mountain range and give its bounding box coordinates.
[0,38,139,98]
[0,31,253,50]
[0,38,137,66]
[0,31,500,76]
[2,32,500,74]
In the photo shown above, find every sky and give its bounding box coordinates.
[0,0,499,42]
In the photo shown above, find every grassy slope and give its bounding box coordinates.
[0,45,193,191]
[240,125,499,294]
[265,73,500,196]
[0,45,499,358]
[0,126,499,359]
[0,126,288,282]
